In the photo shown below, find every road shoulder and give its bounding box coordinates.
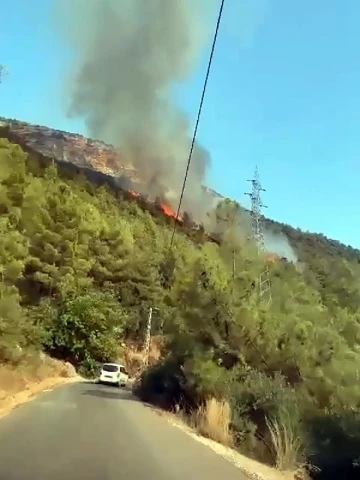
[153,408,296,480]
[0,358,81,420]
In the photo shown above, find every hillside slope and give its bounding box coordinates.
[0,117,223,203]
[1,117,358,254]
[0,132,359,479]
[1,117,359,308]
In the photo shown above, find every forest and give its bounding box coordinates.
[0,138,359,479]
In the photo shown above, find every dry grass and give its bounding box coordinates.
[265,411,304,472]
[155,401,309,480]
[156,407,300,480]
[0,355,79,419]
[192,397,233,447]
[124,336,163,376]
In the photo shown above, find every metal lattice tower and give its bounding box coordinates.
[246,166,272,307]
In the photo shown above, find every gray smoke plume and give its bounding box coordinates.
[205,199,251,240]
[263,230,298,264]
[55,0,216,218]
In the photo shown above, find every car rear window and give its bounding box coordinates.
[102,364,119,373]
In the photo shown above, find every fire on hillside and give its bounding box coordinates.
[0,118,283,263]
[126,189,184,223]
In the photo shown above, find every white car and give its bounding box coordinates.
[98,363,129,387]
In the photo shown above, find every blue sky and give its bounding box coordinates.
[1,0,359,248]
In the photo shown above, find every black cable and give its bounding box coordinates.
[169,0,225,250]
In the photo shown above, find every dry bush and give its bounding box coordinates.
[0,365,27,400]
[0,354,76,403]
[265,409,304,472]
[125,347,146,374]
[125,336,163,376]
[193,397,233,447]
[40,358,76,379]
[0,354,78,417]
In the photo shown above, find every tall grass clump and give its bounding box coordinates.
[193,397,233,447]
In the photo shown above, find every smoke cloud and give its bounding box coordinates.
[55,0,216,218]
[263,230,298,264]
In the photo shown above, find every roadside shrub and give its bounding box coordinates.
[229,370,298,429]
[0,286,44,364]
[134,357,196,411]
[182,354,233,401]
[228,369,304,465]
[307,410,360,480]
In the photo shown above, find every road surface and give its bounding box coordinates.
[0,381,247,480]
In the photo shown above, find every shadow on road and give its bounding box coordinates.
[82,388,130,400]
[81,384,154,409]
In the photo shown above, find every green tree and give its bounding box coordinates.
[45,292,128,372]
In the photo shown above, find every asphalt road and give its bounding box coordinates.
[0,381,247,480]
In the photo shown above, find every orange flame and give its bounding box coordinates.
[264,253,280,264]
[126,189,182,222]
[160,203,182,221]
[127,189,141,198]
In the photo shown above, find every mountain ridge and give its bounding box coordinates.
[0,116,359,260]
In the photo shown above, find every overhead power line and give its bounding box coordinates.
[169,0,226,250]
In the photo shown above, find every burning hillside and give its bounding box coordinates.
[126,188,182,221]
[54,0,217,220]
[0,118,214,224]
[159,203,182,221]
[0,118,297,262]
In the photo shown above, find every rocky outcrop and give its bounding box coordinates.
[0,117,224,202]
